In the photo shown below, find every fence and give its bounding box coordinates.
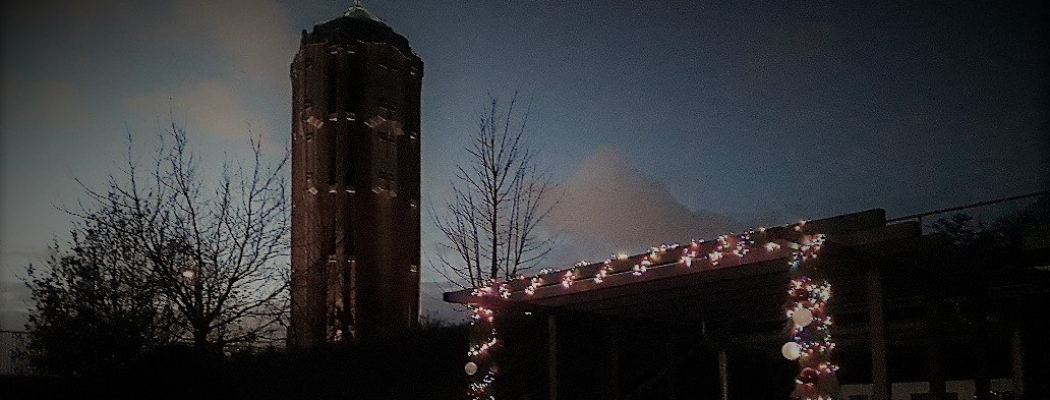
[0,330,31,376]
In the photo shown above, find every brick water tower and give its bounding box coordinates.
[288,2,422,347]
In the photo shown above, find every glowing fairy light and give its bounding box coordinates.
[468,334,499,357]
[524,276,542,296]
[680,253,694,268]
[708,250,723,265]
[594,261,611,283]
[460,220,836,400]
[498,283,511,299]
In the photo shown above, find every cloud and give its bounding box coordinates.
[123,79,269,142]
[545,148,740,265]
[169,0,298,88]
[1,73,91,135]
[2,0,133,33]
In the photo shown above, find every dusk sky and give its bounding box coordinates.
[2,0,1047,328]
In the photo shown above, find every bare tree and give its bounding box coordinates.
[64,122,290,350]
[432,94,556,289]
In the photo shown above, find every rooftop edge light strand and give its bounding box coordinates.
[463,220,838,399]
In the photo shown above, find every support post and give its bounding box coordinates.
[549,314,557,400]
[928,332,946,399]
[666,330,677,400]
[1011,325,1024,397]
[601,320,620,400]
[927,300,946,399]
[718,349,729,400]
[867,267,890,400]
[973,302,991,400]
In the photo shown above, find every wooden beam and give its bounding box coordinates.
[602,320,620,400]
[1012,325,1024,397]
[718,350,729,400]
[867,267,890,400]
[549,314,558,400]
[825,220,919,246]
[927,301,947,400]
[803,208,885,235]
[666,330,677,400]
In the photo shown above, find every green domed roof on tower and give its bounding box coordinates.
[303,1,413,55]
[327,1,386,25]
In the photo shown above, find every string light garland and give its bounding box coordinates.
[783,234,840,400]
[466,283,504,400]
[465,302,499,400]
[462,221,839,399]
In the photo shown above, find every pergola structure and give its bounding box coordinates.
[445,206,1049,400]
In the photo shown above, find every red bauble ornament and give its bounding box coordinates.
[799,367,820,384]
[802,383,820,398]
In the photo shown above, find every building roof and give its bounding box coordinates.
[444,209,896,316]
[326,5,386,26]
[443,204,1050,346]
[304,4,414,56]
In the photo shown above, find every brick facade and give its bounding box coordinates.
[288,7,422,347]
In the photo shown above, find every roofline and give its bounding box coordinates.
[444,208,890,306]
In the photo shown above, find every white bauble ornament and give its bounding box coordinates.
[465,361,478,376]
[782,342,802,360]
[792,308,813,328]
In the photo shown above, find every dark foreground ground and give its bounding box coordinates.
[0,324,470,400]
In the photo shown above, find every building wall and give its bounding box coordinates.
[289,23,422,347]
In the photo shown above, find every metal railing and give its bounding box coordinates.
[886,191,1049,234]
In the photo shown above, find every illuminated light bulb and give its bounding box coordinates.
[765,242,781,252]
[681,255,693,268]
[593,267,608,283]
[709,251,722,264]
[561,271,573,288]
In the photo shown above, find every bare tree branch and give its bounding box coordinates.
[45,119,291,351]
[431,93,557,289]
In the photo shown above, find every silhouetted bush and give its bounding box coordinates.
[3,324,470,400]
